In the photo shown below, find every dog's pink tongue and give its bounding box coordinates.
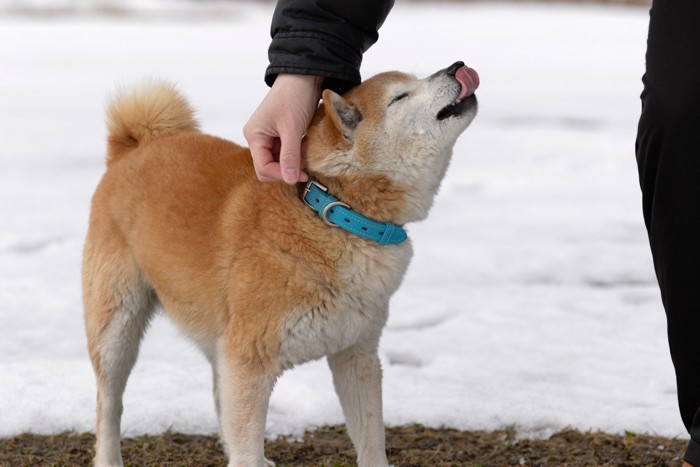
[456,66,480,100]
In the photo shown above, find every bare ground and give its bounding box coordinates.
[0,425,688,466]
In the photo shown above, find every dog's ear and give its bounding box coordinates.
[322,90,363,141]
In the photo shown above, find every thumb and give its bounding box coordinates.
[278,127,303,185]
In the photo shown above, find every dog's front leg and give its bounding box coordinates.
[217,347,277,467]
[328,337,390,467]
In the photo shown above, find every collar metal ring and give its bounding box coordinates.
[321,201,350,227]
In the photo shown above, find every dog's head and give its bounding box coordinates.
[306,61,479,223]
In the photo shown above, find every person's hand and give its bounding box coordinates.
[244,74,323,184]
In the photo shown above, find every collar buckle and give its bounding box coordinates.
[303,180,327,209]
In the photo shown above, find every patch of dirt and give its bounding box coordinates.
[0,425,687,466]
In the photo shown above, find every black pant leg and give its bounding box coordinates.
[636,0,700,464]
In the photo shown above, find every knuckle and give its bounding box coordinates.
[242,122,254,138]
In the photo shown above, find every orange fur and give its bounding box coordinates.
[83,66,477,466]
[87,78,413,373]
[105,80,199,165]
[86,85,404,466]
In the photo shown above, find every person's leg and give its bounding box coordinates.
[636,1,700,464]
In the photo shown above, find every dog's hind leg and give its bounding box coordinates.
[328,335,390,467]
[83,225,155,467]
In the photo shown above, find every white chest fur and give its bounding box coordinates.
[278,240,413,369]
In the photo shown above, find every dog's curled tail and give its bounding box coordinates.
[105,80,199,166]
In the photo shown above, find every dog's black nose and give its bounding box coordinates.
[446,61,465,76]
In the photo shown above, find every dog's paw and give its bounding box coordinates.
[264,458,276,467]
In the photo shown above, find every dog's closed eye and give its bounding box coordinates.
[388,93,409,107]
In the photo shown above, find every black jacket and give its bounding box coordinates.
[266,0,395,94]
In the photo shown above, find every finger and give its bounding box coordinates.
[278,127,303,185]
[254,154,283,182]
[253,160,279,182]
[248,136,283,182]
[257,160,282,182]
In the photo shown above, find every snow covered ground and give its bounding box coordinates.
[1,1,683,442]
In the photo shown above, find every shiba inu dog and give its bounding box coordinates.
[83,61,479,467]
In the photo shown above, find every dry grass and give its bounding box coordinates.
[0,425,687,466]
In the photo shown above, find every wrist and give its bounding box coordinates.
[276,73,323,86]
[275,74,323,98]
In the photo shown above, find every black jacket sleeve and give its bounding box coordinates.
[265,0,395,94]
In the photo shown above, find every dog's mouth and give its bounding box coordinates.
[437,64,480,121]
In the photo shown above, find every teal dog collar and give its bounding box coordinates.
[302,180,408,245]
